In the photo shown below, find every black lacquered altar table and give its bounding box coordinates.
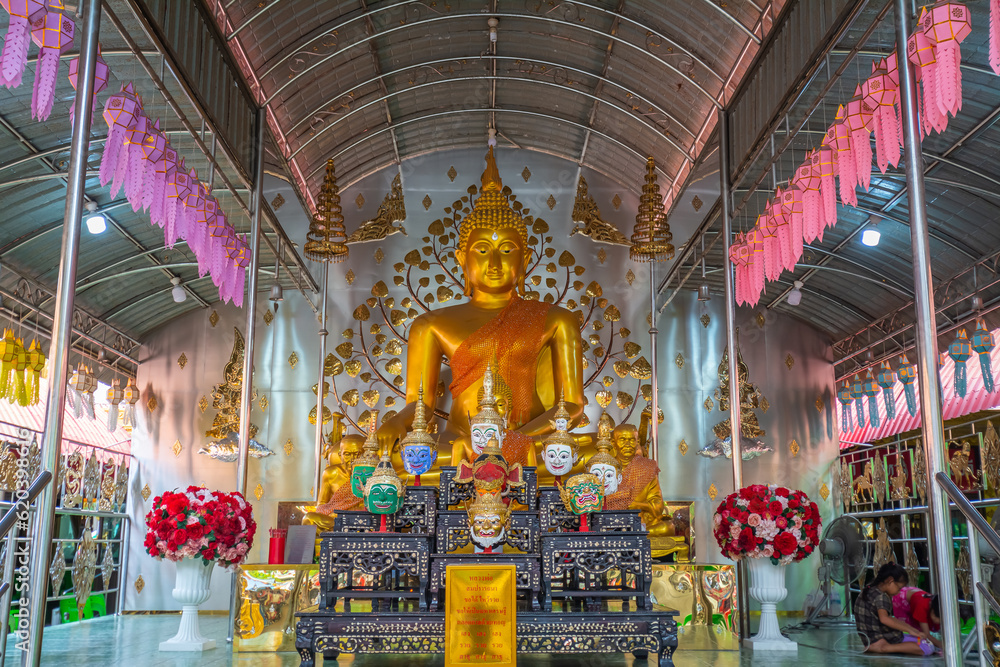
[428,552,541,611]
[318,531,431,611]
[540,530,652,612]
[294,610,678,667]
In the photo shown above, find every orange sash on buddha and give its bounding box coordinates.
[603,456,660,511]
[449,297,551,465]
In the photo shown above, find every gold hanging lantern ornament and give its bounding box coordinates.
[12,337,28,406]
[629,157,674,263]
[25,340,45,406]
[303,159,349,263]
[0,329,20,401]
[122,377,140,428]
[106,379,123,433]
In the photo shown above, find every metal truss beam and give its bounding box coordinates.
[302,107,676,188]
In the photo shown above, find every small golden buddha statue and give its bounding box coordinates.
[377,146,586,471]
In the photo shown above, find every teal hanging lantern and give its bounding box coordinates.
[876,361,897,420]
[897,355,917,417]
[949,329,972,398]
[972,319,995,393]
[850,374,866,429]
[837,380,854,433]
[862,371,880,428]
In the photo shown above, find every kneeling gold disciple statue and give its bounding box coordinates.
[378,146,586,477]
[609,423,675,538]
[303,411,379,530]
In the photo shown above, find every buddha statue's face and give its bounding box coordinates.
[339,441,363,469]
[456,228,528,296]
[589,462,623,495]
[614,427,639,464]
[543,443,576,476]
[350,462,376,498]
[470,422,502,455]
[563,476,604,514]
[364,482,401,514]
[402,443,437,476]
[470,512,506,550]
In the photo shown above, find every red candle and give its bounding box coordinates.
[579,513,589,532]
[268,528,286,564]
[379,514,388,532]
[415,474,421,486]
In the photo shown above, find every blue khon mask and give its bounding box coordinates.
[402,443,437,476]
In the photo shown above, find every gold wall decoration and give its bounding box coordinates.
[956,545,972,600]
[839,461,852,512]
[172,440,183,457]
[0,447,18,491]
[904,543,920,585]
[147,395,157,412]
[597,249,607,264]
[72,524,98,615]
[704,333,771,459]
[547,194,556,210]
[113,461,129,510]
[134,575,144,595]
[852,460,874,504]
[83,452,100,503]
[984,421,1000,492]
[447,165,457,181]
[569,177,628,246]
[704,397,714,412]
[263,310,274,326]
[784,353,794,370]
[99,462,115,512]
[345,269,355,285]
[873,518,893,574]
[789,439,800,457]
[205,328,258,442]
[755,312,766,328]
[675,352,684,369]
[914,443,928,504]
[815,396,824,412]
[612,193,621,210]
[873,454,886,507]
[354,193,365,209]
[691,195,703,212]
[198,395,208,413]
[141,483,151,501]
[209,310,219,327]
[288,351,298,369]
[284,439,294,456]
[890,459,910,500]
[101,545,114,589]
[707,483,718,501]
[374,248,384,264]
[950,439,980,489]
[304,159,349,263]
[521,166,531,181]
[422,194,432,210]
[819,482,830,501]
[347,176,406,246]
[177,353,188,369]
[700,313,710,328]
[49,543,67,593]
[270,193,285,210]
[254,483,264,501]
[679,439,688,456]
[259,395,269,411]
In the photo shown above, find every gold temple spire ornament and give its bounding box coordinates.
[629,157,674,262]
[304,159,349,263]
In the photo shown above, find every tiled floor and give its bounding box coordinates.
[3,615,951,666]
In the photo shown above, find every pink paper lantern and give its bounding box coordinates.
[823,107,858,209]
[814,146,838,233]
[67,45,109,126]
[29,5,74,121]
[745,227,765,306]
[791,153,823,243]
[140,119,166,213]
[843,85,873,192]
[780,185,804,270]
[862,58,901,174]
[0,0,45,88]
[118,113,152,207]
[991,0,1000,76]
[908,18,945,135]
[922,1,971,119]
[757,207,783,283]
[100,83,143,188]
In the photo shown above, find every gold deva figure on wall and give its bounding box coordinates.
[376,147,586,476]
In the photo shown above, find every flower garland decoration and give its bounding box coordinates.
[144,486,256,569]
[713,484,821,566]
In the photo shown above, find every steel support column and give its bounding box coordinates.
[314,263,330,502]
[719,108,750,641]
[648,262,659,463]
[894,2,960,665]
[22,1,101,664]
[227,107,266,643]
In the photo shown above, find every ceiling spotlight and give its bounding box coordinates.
[861,217,880,247]
[487,127,497,147]
[697,282,710,301]
[84,200,105,235]
[488,17,498,43]
[170,276,187,303]
[787,280,803,307]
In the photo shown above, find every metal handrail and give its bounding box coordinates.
[0,471,52,542]
[935,472,1000,554]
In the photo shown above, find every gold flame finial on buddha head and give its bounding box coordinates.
[457,146,529,254]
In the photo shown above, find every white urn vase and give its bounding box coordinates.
[744,557,797,651]
[159,558,217,651]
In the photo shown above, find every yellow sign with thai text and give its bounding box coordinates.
[445,564,517,667]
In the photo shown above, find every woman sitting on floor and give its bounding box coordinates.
[893,584,942,650]
[855,563,934,656]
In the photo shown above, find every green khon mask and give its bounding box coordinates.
[363,455,406,514]
[351,462,376,498]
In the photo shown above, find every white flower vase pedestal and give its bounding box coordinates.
[159,558,217,651]
[744,557,797,651]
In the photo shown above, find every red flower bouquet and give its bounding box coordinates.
[144,486,256,569]
[713,484,821,565]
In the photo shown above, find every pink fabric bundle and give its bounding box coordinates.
[100,83,142,189]
[862,58,901,174]
[843,85,873,192]
[139,119,166,213]
[824,109,858,208]
[814,146,838,232]
[908,23,946,135]
[29,3,74,121]
[792,153,824,243]
[922,1,971,120]
[780,185,804,269]
[991,0,1000,75]
[0,0,44,88]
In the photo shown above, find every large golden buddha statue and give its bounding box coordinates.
[378,147,586,480]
